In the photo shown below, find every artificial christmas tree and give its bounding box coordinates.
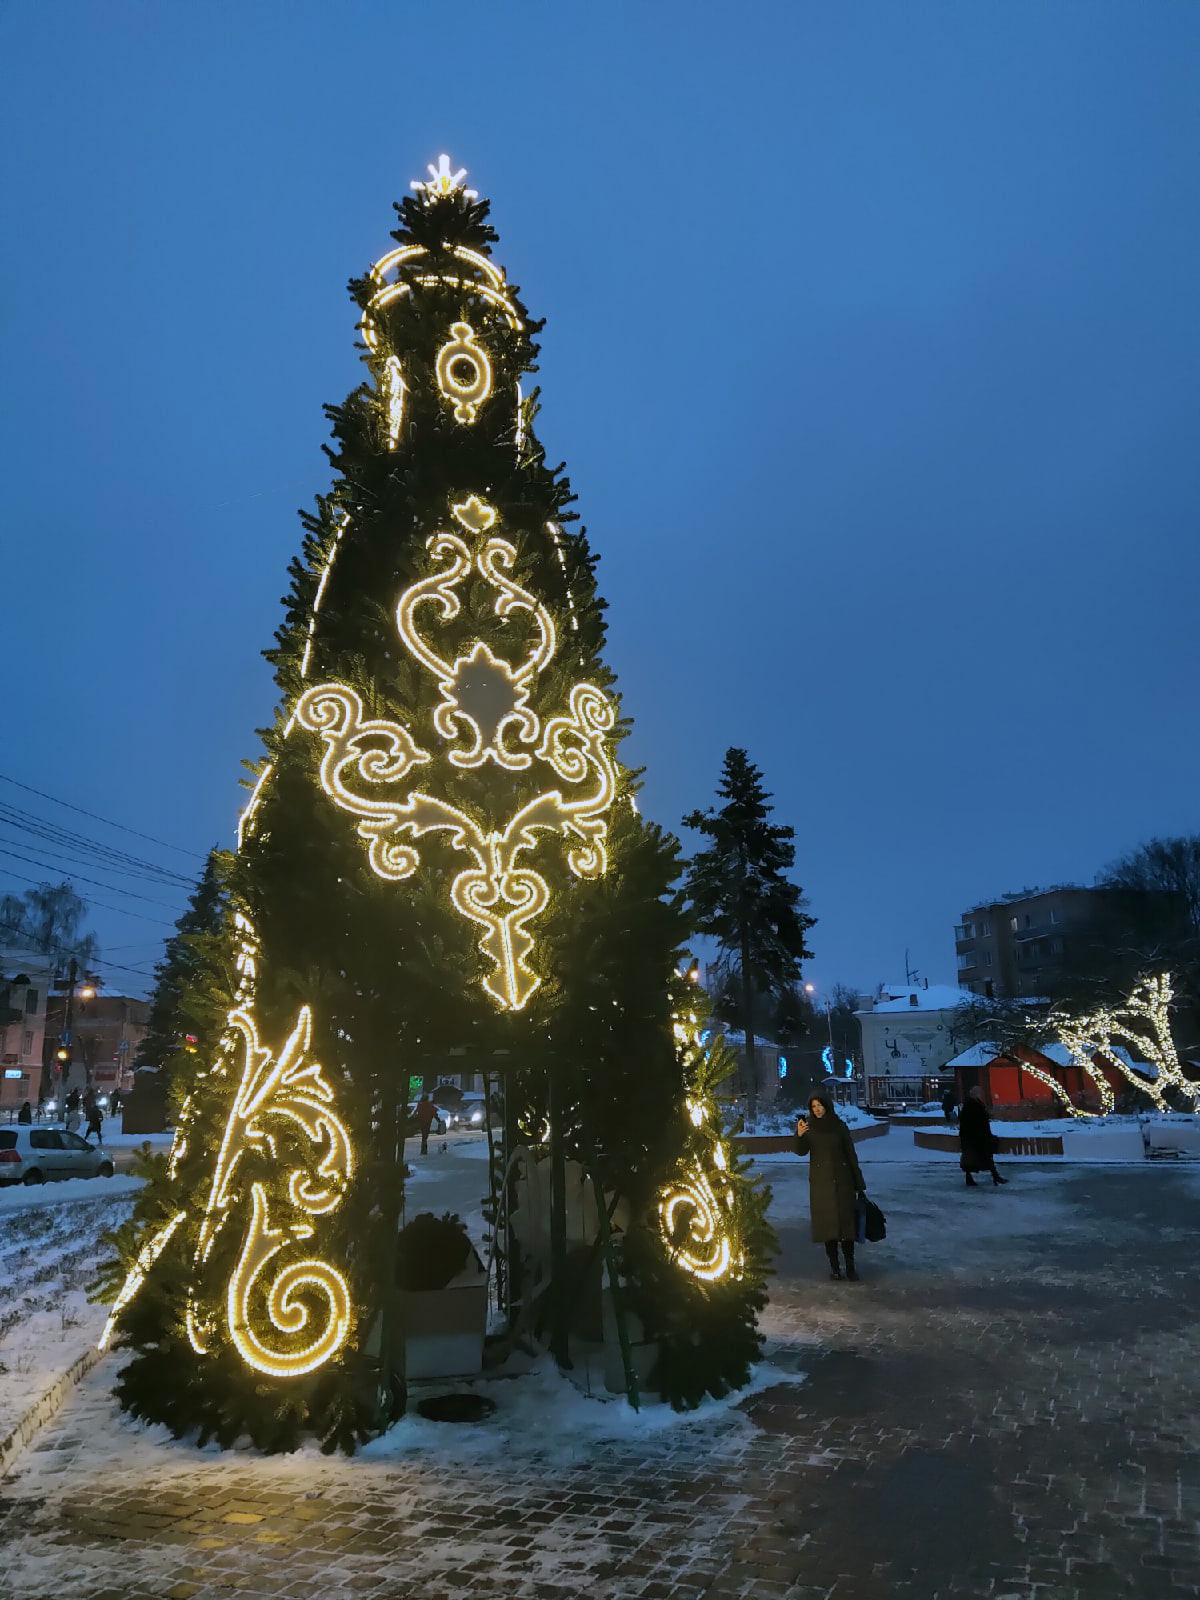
[97,158,771,1450]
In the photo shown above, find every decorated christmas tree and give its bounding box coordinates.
[97,157,772,1451]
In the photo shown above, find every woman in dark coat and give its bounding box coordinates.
[958,1085,1007,1187]
[794,1093,867,1280]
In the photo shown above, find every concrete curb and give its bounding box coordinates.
[0,1345,102,1480]
[738,1120,891,1155]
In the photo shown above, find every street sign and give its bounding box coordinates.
[59,1029,73,1045]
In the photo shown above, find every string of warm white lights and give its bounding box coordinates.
[657,1013,745,1283]
[98,1210,186,1352]
[1051,972,1193,1116]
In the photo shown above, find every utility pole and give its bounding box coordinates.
[53,957,78,1106]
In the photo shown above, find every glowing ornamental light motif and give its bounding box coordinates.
[297,493,619,1011]
[190,1004,354,1376]
[382,357,406,448]
[436,322,492,423]
[659,1014,745,1283]
[98,1210,186,1352]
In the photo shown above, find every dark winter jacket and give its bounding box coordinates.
[958,1096,996,1172]
[794,1098,865,1243]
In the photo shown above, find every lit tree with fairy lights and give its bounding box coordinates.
[95,157,773,1450]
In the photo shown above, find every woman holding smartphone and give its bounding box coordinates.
[794,1092,867,1280]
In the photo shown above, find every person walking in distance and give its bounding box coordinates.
[959,1084,1008,1187]
[83,1088,103,1143]
[794,1092,868,1281]
[415,1093,438,1156]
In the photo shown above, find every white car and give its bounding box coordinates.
[0,1127,116,1186]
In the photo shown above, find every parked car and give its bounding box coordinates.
[453,1093,496,1131]
[0,1127,116,1186]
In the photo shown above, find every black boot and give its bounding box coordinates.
[965,1172,977,1187]
[825,1241,841,1280]
[842,1242,859,1282]
[991,1166,1008,1186]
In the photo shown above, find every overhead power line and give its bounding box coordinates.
[0,868,181,927]
[0,845,185,912]
[0,800,194,887]
[0,771,205,861]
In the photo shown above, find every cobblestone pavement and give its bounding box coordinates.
[1,1161,1198,1600]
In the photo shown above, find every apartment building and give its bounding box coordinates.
[955,885,1183,999]
[0,951,51,1112]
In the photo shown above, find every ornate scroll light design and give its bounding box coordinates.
[658,1014,745,1283]
[296,674,618,1011]
[1050,972,1193,1117]
[436,321,492,423]
[294,683,431,877]
[294,490,619,1009]
[394,497,556,771]
[188,1004,354,1375]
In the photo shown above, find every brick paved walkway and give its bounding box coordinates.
[1,1162,1197,1599]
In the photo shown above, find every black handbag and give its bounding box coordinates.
[862,1197,887,1243]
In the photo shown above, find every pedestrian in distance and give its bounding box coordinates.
[942,1087,957,1123]
[794,1092,868,1281]
[17,1099,32,1125]
[84,1089,103,1142]
[959,1085,1008,1187]
[64,1086,82,1134]
[415,1093,438,1156]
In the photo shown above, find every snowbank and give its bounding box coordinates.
[0,1189,135,1455]
[0,1174,144,1214]
[358,1351,805,1466]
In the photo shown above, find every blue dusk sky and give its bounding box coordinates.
[1,2,1197,998]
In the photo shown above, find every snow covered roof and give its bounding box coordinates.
[860,984,969,1014]
[946,1037,1156,1080]
[720,1030,782,1050]
[946,1042,1002,1068]
[1036,1040,1153,1078]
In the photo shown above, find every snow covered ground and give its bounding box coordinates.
[0,1185,136,1450]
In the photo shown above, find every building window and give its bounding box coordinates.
[957,952,977,970]
[1051,938,1064,955]
[984,951,993,966]
[1049,909,1059,925]
[979,920,990,936]
[1010,916,1018,932]
[22,1030,33,1056]
[1024,914,1032,928]
[24,988,38,1014]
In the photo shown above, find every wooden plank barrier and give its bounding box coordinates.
[913,1130,1064,1157]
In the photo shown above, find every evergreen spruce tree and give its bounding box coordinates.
[98,159,771,1449]
[684,748,815,1122]
[136,849,231,1119]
